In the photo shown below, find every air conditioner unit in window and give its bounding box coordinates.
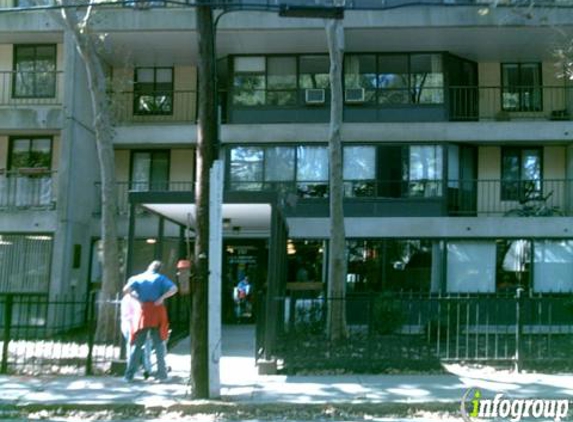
[305,88,326,105]
[345,87,365,104]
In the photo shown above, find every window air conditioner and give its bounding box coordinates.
[345,87,365,104]
[305,88,326,105]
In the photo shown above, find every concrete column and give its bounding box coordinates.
[208,159,223,398]
[49,31,98,301]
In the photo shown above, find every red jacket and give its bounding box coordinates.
[130,302,169,344]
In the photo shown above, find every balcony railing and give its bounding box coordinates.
[93,181,194,215]
[112,90,197,124]
[0,71,64,107]
[0,169,56,211]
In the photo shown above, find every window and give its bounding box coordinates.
[233,57,266,106]
[229,147,264,191]
[267,57,297,106]
[131,150,169,191]
[403,145,443,197]
[447,241,496,292]
[134,67,173,115]
[8,137,52,170]
[296,146,328,197]
[501,63,542,112]
[299,56,330,89]
[264,147,295,188]
[13,44,57,98]
[343,146,376,197]
[344,55,377,103]
[501,147,542,201]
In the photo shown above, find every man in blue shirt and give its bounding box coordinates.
[123,260,178,382]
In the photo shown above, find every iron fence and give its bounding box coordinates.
[276,291,573,373]
[0,292,190,375]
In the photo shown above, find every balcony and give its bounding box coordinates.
[0,71,64,107]
[0,169,56,211]
[112,90,197,124]
[93,181,194,215]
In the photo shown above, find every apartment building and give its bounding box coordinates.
[2,0,573,323]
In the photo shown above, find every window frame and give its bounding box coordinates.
[500,62,543,112]
[12,44,57,99]
[133,67,174,116]
[500,146,543,202]
[7,136,53,172]
[129,149,171,191]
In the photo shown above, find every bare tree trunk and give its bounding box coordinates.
[58,5,122,343]
[325,13,347,342]
[192,0,216,399]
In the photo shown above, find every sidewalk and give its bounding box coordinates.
[1,325,573,408]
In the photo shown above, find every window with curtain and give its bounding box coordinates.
[343,145,376,197]
[501,147,542,201]
[533,240,573,292]
[229,146,264,191]
[13,44,57,98]
[404,145,443,197]
[501,63,542,112]
[134,67,173,115]
[410,54,444,104]
[447,241,496,292]
[267,57,297,106]
[131,150,169,191]
[233,57,266,106]
[344,55,377,103]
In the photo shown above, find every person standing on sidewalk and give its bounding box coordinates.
[123,260,178,382]
[120,292,152,379]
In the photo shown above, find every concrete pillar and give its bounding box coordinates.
[50,31,99,301]
[208,159,223,398]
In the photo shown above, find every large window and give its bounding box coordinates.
[131,150,169,191]
[501,147,542,201]
[343,146,376,197]
[233,57,266,106]
[404,145,443,197]
[134,67,173,115]
[344,53,444,105]
[13,44,57,98]
[501,63,542,112]
[9,137,52,170]
[228,145,328,197]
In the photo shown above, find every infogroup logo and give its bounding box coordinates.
[461,388,570,422]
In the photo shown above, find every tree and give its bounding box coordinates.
[191,0,216,399]
[325,0,348,342]
[43,0,122,341]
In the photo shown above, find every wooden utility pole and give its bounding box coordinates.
[192,0,216,399]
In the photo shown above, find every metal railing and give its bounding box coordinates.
[0,292,190,375]
[94,181,194,215]
[0,71,64,107]
[112,90,198,124]
[0,170,57,211]
[277,291,573,373]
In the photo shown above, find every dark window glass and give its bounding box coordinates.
[299,55,330,89]
[9,137,52,170]
[134,67,173,115]
[233,57,266,106]
[410,54,444,104]
[502,63,542,112]
[13,44,57,98]
[267,57,297,106]
[131,150,170,191]
[501,147,542,201]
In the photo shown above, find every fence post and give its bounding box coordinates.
[515,287,524,373]
[1,294,13,374]
[85,294,96,376]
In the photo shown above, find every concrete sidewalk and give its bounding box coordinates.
[1,325,572,408]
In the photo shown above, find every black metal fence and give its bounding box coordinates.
[0,292,190,375]
[277,291,573,373]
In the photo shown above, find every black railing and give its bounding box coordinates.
[0,292,190,375]
[276,291,573,374]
